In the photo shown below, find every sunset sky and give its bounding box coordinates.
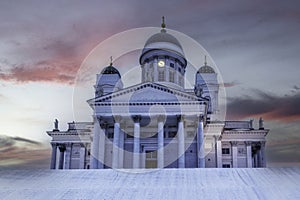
[1,0,300,169]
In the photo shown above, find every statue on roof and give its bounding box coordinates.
[54,119,59,130]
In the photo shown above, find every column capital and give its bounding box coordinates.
[132,115,141,123]
[80,143,86,148]
[230,141,238,146]
[176,114,185,122]
[245,141,252,146]
[198,114,205,121]
[157,115,165,123]
[51,143,57,148]
[65,143,72,148]
[114,115,122,123]
[99,121,108,129]
[213,135,222,141]
[58,144,66,151]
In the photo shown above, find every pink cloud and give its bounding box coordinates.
[0,60,79,84]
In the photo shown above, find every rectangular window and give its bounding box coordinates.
[158,71,164,81]
[222,164,231,168]
[169,71,174,83]
[222,148,230,154]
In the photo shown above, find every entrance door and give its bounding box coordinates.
[145,150,157,168]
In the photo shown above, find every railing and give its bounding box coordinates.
[225,121,252,130]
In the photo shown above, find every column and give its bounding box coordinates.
[50,143,57,169]
[58,145,65,169]
[177,115,185,168]
[118,129,125,168]
[254,152,258,168]
[261,141,266,167]
[79,144,86,169]
[153,58,158,82]
[98,122,106,169]
[157,116,164,168]
[133,115,141,169]
[197,116,205,168]
[165,57,169,81]
[90,116,100,169]
[64,143,72,169]
[245,141,252,168]
[141,62,147,83]
[231,141,238,168]
[215,136,222,168]
[112,116,121,169]
[257,143,262,168]
[174,60,179,84]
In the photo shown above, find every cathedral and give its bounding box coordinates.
[47,20,269,169]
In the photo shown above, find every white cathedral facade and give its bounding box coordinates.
[47,23,269,169]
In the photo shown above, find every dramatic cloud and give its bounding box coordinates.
[267,139,300,166]
[0,135,50,169]
[226,90,300,121]
[0,60,79,84]
[222,81,240,88]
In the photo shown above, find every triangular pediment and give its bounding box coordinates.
[88,82,205,105]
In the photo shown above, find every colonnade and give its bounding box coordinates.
[90,115,205,169]
[50,143,86,169]
[229,141,266,168]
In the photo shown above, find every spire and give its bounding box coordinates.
[161,16,166,29]
[161,16,166,33]
[109,56,113,66]
[204,55,207,66]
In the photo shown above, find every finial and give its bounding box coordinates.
[109,56,113,66]
[204,55,207,66]
[161,16,166,29]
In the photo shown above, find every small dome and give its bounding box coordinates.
[198,65,215,74]
[101,66,121,77]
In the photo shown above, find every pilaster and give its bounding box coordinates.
[215,136,222,168]
[231,141,238,168]
[58,145,65,170]
[245,141,252,168]
[64,143,72,169]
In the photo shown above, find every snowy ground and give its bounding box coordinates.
[0,168,300,200]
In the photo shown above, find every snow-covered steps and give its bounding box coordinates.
[0,168,299,200]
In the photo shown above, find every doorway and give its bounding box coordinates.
[145,150,157,168]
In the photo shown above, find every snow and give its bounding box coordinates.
[0,168,300,200]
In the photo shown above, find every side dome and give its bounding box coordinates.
[101,65,121,77]
[198,65,215,74]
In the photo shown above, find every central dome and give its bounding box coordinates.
[145,30,183,50]
[141,29,185,58]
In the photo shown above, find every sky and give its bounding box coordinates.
[0,0,300,169]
